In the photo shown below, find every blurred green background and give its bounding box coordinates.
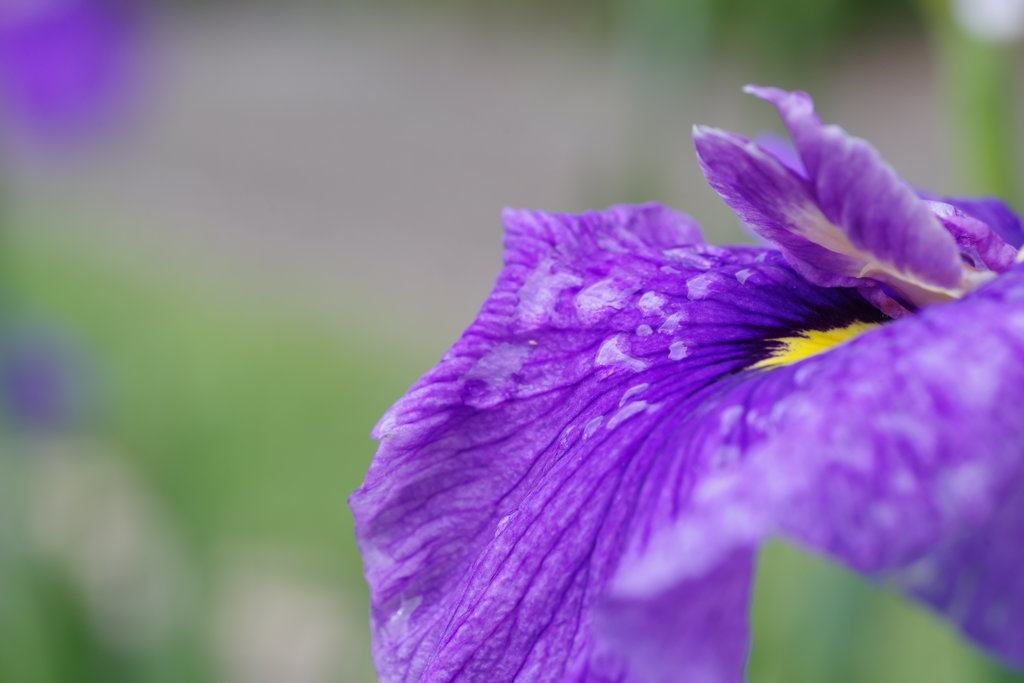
[1,0,1023,681]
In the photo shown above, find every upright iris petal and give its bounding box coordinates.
[695,86,1015,317]
[352,88,1024,682]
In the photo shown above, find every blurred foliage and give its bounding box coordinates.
[916,0,1021,203]
[0,228,421,681]
[752,543,1024,683]
[714,0,917,61]
[365,0,918,65]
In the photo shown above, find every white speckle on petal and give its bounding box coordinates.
[938,462,990,516]
[685,273,717,300]
[794,362,819,386]
[665,249,714,270]
[495,514,514,534]
[463,343,530,386]
[744,409,767,432]
[596,334,649,373]
[583,416,604,439]
[658,312,686,334]
[384,595,423,639]
[668,340,690,361]
[558,424,577,449]
[607,401,660,430]
[660,265,681,275]
[638,291,666,315]
[575,278,635,322]
[717,405,742,434]
[735,268,755,285]
[635,324,653,337]
[516,259,583,328]
[608,401,652,429]
[619,383,650,406]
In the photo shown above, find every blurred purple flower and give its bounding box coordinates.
[0,0,142,144]
[351,86,1024,681]
[1,323,86,433]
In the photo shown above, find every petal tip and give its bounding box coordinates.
[501,206,538,230]
[743,83,782,100]
[745,85,815,120]
[691,123,715,140]
[692,126,733,164]
[693,125,741,153]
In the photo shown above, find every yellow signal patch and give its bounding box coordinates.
[750,321,881,370]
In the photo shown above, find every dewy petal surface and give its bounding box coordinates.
[355,197,1024,681]
[351,203,886,682]
[610,264,1024,671]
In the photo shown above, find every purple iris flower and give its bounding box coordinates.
[351,86,1024,682]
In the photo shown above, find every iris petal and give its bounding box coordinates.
[744,85,963,292]
[611,264,1024,672]
[352,204,882,681]
[693,126,867,290]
